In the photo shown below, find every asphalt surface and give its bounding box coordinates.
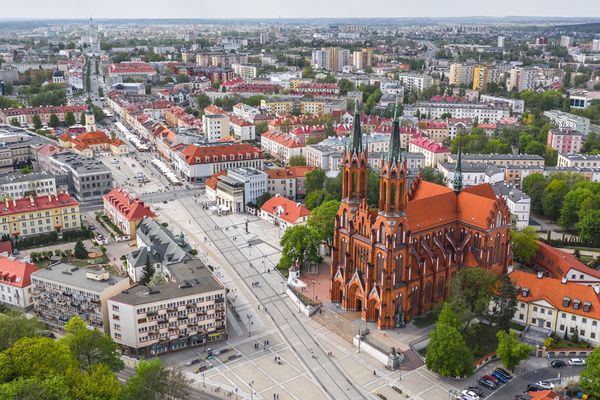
[463,363,584,399]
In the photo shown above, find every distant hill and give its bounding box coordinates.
[554,22,600,33]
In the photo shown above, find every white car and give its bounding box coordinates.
[569,358,586,366]
[536,380,555,389]
[460,390,480,400]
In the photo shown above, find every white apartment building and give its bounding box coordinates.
[31,264,131,333]
[557,153,600,168]
[397,73,433,92]
[406,101,510,123]
[0,255,38,309]
[230,116,256,141]
[107,261,226,357]
[260,131,306,164]
[543,110,591,136]
[490,182,531,229]
[507,68,536,92]
[202,114,230,142]
[232,63,258,81]
[232,103,261,122]
[228,167,268,206]
[0,172,58,199]
[480,95,525,114]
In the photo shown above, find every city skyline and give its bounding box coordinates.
[2,0,600,19]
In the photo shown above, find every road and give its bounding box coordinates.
[163,196,370,400]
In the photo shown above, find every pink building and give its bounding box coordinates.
[547,129,583,155]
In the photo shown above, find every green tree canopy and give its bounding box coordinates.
[489,274,518,331]
[307,200,340,250]
[542,179,569,221]
[32,114,43,130]
[73,240,87,259]
[510,227,539,265]
[305,169,326,197]
[495,330,533,371]
[426,323,473,377]
[0,314,45,352]
[559,188,594,230]
[279,225,320,270]
[62,316,124,373]
[288,156,306,166]
[449,268,497,329]
[577,209,600,247]
[255,192,272,208]
[122,358,191,400]
[580,347,600,396]
[140,255,156,286]
[64,111,76,127]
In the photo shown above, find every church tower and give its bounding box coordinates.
[85,105,96,132]
[452,134,464,192]
[378,105,408,216]
[341,100,368,204]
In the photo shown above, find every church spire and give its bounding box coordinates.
[452,134,464,192]
[351,100,362,154]
[387,103,402,164]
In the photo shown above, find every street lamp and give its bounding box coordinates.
[249,381,254,400]
[247,314,253,337]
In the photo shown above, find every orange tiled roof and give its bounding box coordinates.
[205,170,228,190]
[0,256,39,288]
[265,166,316,179]
[260,195,311,225]
[509,269,600,320]
[534,241,600,281]
[181,143,262,165]
[528,390,562,400]
[103,188,155,222]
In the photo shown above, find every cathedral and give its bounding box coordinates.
[329,104,512,329]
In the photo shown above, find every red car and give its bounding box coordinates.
[483,375,499,384]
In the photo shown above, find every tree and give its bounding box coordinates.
[436,302,459,329]
[426,323,473,377]
[139,255,155,286]
[448,268,497,330]
[255,122,268,135]
[9,118,20,127]
[338,78,355,95]
[68,363,121,400]
[522,173,547,214]
[0,375,70,400]
[577,209,600,247]
[0,314,45,352]
[255,192,272,208]
[32,114,42,130]
[305,189,324,210]
[73,240,87,259]
[79,112,86,125]
[580,347,600,396]
[122,358,191,400]
[278,225,320,270]
[48,114,60,128]
[308,200,340,251]
[175,74,190,83]
[62,316,123,373]
[149,273,167,287]
[495,330,533,371]
[542,179,569,221]
[559,188,594,230]
[489,274,518,331]
[288,156,306,166]
[419,166,445,185]
[0,337,77,383]
[196,93,211,110]
[510,227,539,265]
[64,111,76,127]
[305,169,326,197]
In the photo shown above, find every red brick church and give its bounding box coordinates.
[330,105,512,329]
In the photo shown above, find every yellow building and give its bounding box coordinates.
[0,193,81,238]
[473,65,489,91]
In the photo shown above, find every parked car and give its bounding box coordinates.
[514,395,528,400]
[478,379,496,390]
[551,360,566,368]
[495,368,513,379]
[569,358,586,366]
[535,381,555,389]
[185,359,200,367]
[483,375,499,384]
[467,387,484,397]
[492,371,509,384]
[461,390,480,400]
[527,384,544,392]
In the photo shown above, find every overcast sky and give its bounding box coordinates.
[2,0,599,19]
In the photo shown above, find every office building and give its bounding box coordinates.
[0,172,59,199]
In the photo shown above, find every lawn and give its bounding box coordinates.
[412,310,439,328]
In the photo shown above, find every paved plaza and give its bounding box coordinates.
[152,194,469,400]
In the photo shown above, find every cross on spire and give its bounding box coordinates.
[351,99,362,154]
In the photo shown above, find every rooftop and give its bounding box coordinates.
[0,193,78,217]
[32,264,128,294]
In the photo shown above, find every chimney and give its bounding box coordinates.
[12,200,16,207]
[594,285,600,295]
[537,271,543,279]
[561,276,568,284]
[29,196,34,205]
[507,265,513,274]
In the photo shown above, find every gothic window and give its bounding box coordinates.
[379,222,385,245]
[394,255,403,286]
[396,225,403,246]
[425,281,433,302]
[341,239,347,266]
[496,211,503,228]
[377,254,384,283]
[473,234,481,249]
[342,209,347,228]
[436,277,445,297]
[492,234,501,263]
